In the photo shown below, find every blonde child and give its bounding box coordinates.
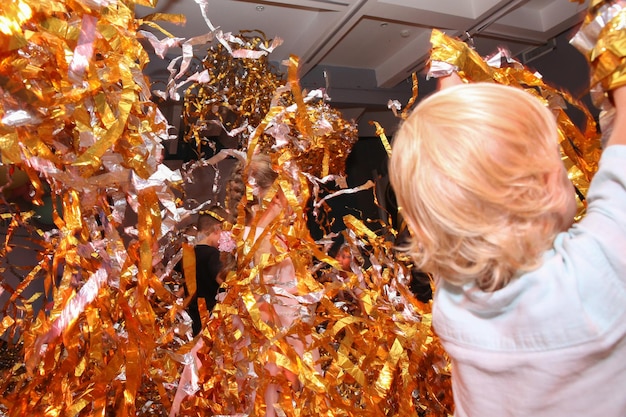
[389,80,626,416]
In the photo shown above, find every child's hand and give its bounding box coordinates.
[612,85,626,111]
[438,72,464,90]
[605,85,626,147]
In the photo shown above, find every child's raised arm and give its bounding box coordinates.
[437,71,463,90]
[606,86,626,147]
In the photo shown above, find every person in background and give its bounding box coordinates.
[226,153,321,417]
[334,244,352,275]
[388,75,626,416]
[177,206,228,336]
[331,244,363,313]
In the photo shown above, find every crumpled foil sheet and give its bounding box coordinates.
[570,0,626,143]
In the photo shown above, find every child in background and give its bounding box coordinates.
[226,153,321,417]
[389,78,626,416]
[333,244,366,312]
[177,206,228,336]
[334,244,353,273]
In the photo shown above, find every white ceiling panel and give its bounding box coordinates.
[375,0,504,18]
[496,0,587,31]
[321,17,429,69]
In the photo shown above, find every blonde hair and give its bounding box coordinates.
[225,153,278,223]
[389,83,574,291]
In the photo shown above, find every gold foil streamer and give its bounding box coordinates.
[570,0,626,143]
[429,29,493,82]
[571,0,626,95]
[1,2,453,416]
[402,72,420,119]
[180,30,285,155]
[0,1,185,416]
[0,1,31,52]
[369,121,392,156]
[167,48,451,417]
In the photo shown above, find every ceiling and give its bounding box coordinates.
[137,0,589,136]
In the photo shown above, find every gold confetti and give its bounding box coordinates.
[0,2,453,417]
